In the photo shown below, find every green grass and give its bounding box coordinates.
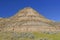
[0,31,60,40]
[33,32,60,40]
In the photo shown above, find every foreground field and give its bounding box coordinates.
[0,31,60,40]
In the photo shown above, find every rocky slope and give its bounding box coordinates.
[0,7,60,32]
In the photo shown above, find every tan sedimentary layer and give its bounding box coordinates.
[0,7,60,32]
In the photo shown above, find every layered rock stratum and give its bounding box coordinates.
[0,7,60,32]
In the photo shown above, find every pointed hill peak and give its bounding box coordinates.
[10,7,45,18]
[9,7,53,24]
[22,7,34,10]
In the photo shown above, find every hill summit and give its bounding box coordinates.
[0,7,59,32]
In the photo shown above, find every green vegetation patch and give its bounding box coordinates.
[0,31,60,40]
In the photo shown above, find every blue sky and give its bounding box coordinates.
[0,0,60,21]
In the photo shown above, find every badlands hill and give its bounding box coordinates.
[0,7,60,32]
